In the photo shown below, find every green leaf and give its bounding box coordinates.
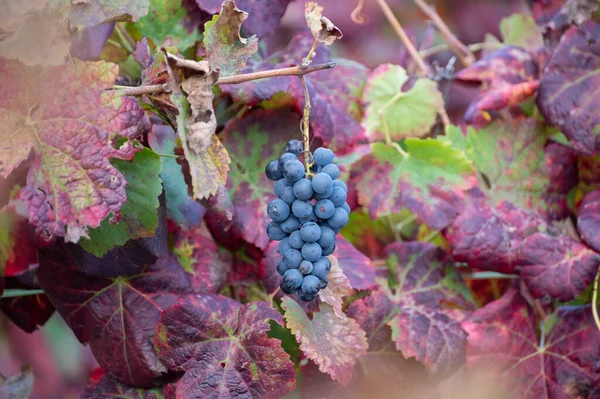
[362,64,444,141]
[203,0,258,76]
[80,148,163,257]
[351,138,476,229]
[137,0,199,51]
[499,13,543,51]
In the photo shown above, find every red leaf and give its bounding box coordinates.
[332,236,376,290]
[0,59,149,242]
[37,244,192,386]
[537,21,600,153]
[528,0,598,30]
[0,203,40,278]
[154,295,296,398]
[1,275,54,333]
[462,288,600,397]
[195,0,292,37]
[545,142,579,218]
[456,46,539,126]
[578,190,600,253]
[172,222,231,294]
[80,373,170,399]
[220,33,369,150]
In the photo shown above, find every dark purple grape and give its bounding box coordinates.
[329,186,347,207]
[314,199,335,219]
[277,260,290,276]
[293,178,313,201]
[267,222,287,241]
[288,230,305,249]
[311,257,331,280]
[299,290,317,302]
[298,260,313,275]
[267,199,290,222]
[328,207,349,229]
[322,164,340,179]
[292,200,313,219]
[321,243,335,256]
[332,179,347,192]
[280,216,300,233]
[283,159,305,183]
[278,237,291,255]
[274,179,290,197]
[313,147,334,166]
[300,222,321,243]
[281,269,303,294]
[300,275,321,298]
[319,276,328,289]
[279,153,297,171]
[280,186,296,204]
[302,242,322,262]
[313,184,333,200]
[265,160,283,181]
[283,248,302,269]
[341,202,351,214]
[311,172,333,194]
[285,139,303,155]
[317,226,335,248]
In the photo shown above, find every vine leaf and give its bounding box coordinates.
[68,0,150,27]
[79,148,163,257]
[0,203,39,278]
[499,13,543,51]
[528,0,598,30]
[462,288,600,398]
[0,367,33,399]
[80,373,169,399]
[164,51,231,199]
[455,46,539,126]
[37,245,192,386]
[305,2,343,46]
[351,140,476,230]
[537,21,600,154]
[220,109,299,250]
[362,64,445,141]
[0,59,149,243]
[0,1,70,66]
[148,124,205,228]
[203,0,258,76]
[281,297,368,386]
[332,235,376,290]
[137,0,199,51]
[154,295,296,398]
[194,0,292,38]
[577,190,600,253]
[318,257,353,318]
[446,191,600,301]
[220,33,369,150]
[172,222,231,294]
[448,120,576,219]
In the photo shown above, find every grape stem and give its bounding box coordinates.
[300,39,319,174]
[111,62,336,96]
[592,266,600,333]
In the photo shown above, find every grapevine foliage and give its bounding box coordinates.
[1,0,600,398]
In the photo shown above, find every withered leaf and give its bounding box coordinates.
[305,2,343,46]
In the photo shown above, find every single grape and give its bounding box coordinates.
[298,260,313,275]
[280,216,300,233]
[299,290,317,302]
[313,184,334,200]
[285,139,303,155]
[267,199,290,222]
[322,164,340,179]
[301,275,321,297]
[283,159,305,183]
[277,260,290,276]
[341,202,351,214]
[332,179,347,193]
[312,172,333,194]
[302,242,322,262]
[278,237,291,255]
[313,147,334,166]
[320,220,341,234]
[328,207,349,229]
[314,199,335,219]
[283,248,303,269]
[293,178,314,201]
[280,186,296,204]
[267,222,287,241]
[292,199,313,219]
[278,153,297,171]
[319,276,328,289]
[300,222,321,243]
[311,257,331,280]
[321,243,335,256]
[329,186,347,207]
[274,179,290,198]
[281,269,303,294]
[317,226,335,248]
[288,230,305,249]
[265,160,283,181]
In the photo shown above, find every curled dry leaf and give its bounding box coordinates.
[203,0,258,76]
[318,257,353,318]
[163,50,230,199]
[305,2,343,46]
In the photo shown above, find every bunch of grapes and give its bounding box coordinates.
[265,140,350,301]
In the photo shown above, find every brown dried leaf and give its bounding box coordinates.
[305,1,343,46]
